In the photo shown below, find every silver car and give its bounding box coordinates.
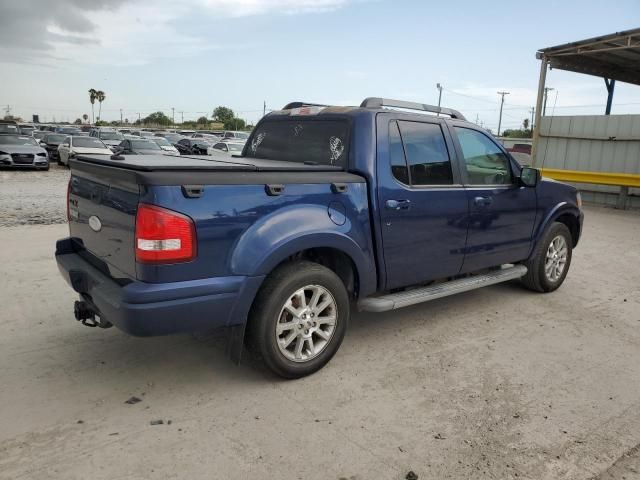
[0,134,49,170]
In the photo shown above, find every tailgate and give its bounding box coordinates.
[68,166,139,280]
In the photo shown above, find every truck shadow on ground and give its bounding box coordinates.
[51,280,537,387]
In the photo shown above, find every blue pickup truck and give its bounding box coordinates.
[56,98,583,378]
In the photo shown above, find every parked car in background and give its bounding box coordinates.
[208,141,245,156]
[18,124,36,135]
[192,132,221,142]
[174,137,210,155]
[118,128,134,135]
[131,130,155,138]
[40,133,67,162]
[55,126,82,136]
[0,134,49,170]
[0,121,20,134]
[32,130,49,143]
[177,129,195,136]
[222,130,250,140]
[57,136,112,165]
[156,132,185,144]
[150,137,180,154]
[90,128,125,150]
[115,138,172,155]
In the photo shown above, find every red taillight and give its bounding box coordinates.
[66,179,71,222]
[135,204,196,264]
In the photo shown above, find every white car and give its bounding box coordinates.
[150,137,180,154]
[57,136,113,165]
[208,141,245,156]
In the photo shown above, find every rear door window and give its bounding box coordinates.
[396,121,453,185]
[245,119,350,167]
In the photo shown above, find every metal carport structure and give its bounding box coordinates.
[531,29,640,209]
[532,28,640,162]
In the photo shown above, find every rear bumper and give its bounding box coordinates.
[55,238,264,337]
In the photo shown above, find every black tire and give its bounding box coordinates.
[247,260,350,379]
[521,222,573,292]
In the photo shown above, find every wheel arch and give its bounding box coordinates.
[532,203,582,254]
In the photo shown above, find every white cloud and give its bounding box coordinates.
[198,0,352,16]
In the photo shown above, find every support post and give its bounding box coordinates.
[605,78,616,115]
[617,186,629,210]
[531,54,548,167]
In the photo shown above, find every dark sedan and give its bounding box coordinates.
[40,133,67,161]
[174,138,211,155]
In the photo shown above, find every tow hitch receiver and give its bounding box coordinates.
[74,300,112,328]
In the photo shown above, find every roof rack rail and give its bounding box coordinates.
[282,102,330,110]
[360,97,466,120]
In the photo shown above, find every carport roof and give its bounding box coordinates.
[537,28,640,86]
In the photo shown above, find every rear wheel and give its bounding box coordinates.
[522,222,572,292]
[247,261,350,378]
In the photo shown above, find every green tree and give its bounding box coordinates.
[96,90,106,121]
[523,118,530,130]
[82,114,89,124]
[224,117,246,131]
[142,111,172,126]
[213,106,234,124]
[197,116,209,125]
[74,118,82,125]
[88,89,97,123]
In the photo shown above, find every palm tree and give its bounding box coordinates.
[96,90,106,122]
[82,114,88,124]
[88,89,97,124]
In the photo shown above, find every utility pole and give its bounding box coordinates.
[137,112,141,123]
[120,109,123,125]
[4,104,11,117]
[530,107,535,131]
[475,113,480,125]
[171,107,175,125]
[543,87,554,116]
[436,83,443,115]
[263,100,266,117]
[179,111,184,124]
[496,91,510,136]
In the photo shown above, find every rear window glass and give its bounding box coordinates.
[132,140,160,150]
[44,134,65,143]
[245,119,349,167]
[0,135,37,145]
[73,137,106,148]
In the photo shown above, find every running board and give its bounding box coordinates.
[358,265,528,313]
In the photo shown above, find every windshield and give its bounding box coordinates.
[99,131,124,140]
[44,134,65,143]
[0,135,38,145]
[58,127,81,134]
[73,137,107,149]
[228,143,244,153]
[152,137,170,146]
[235,132,249,139]
[245,119,349,167]
[132,140,161,150]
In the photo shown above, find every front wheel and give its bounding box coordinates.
[522,222,573,292]
[247,261,350,378]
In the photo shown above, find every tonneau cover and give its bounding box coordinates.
[74,152,344,172]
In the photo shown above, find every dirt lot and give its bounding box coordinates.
[0,167,639,480]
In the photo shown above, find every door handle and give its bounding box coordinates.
[474,196,493,207]
[385,199,411,210]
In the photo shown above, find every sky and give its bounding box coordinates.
[1,0,639,130]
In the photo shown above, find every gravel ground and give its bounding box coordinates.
[0,174,639,479]
[0,164,69,227]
